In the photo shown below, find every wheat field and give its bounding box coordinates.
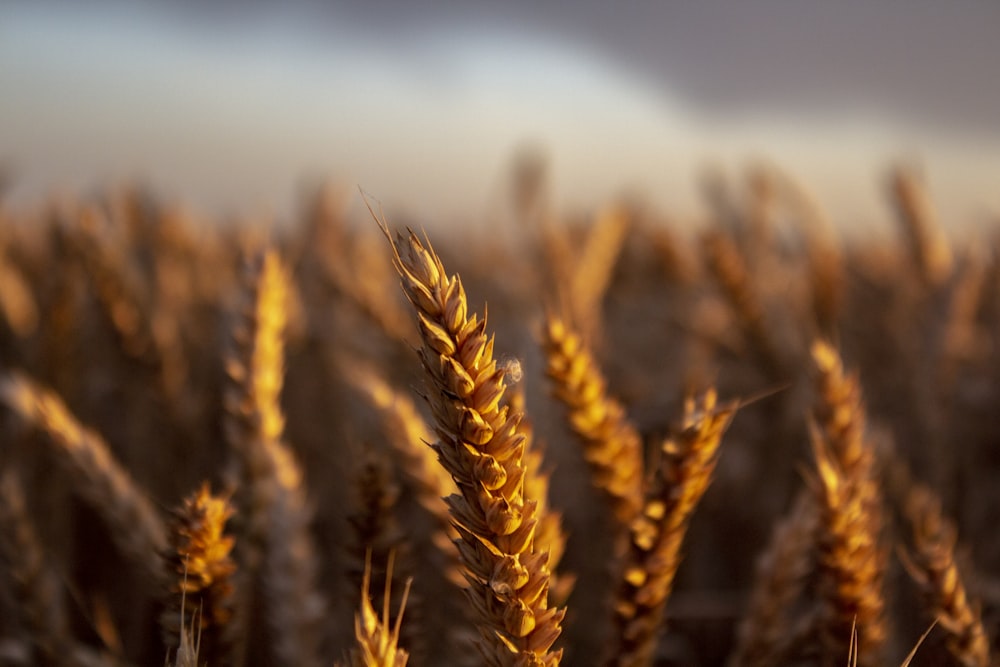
[0,166,998,666]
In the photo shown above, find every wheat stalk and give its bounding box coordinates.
[607,390,736,667]
[888,165,952,287]
[541,314,644,533]
[0,470,71,666]
[347,553,412,667]
[567,205,631,343]
[0,246,39,338]
[380,221,565,666]
[901,483,990,667]
[223,248,324,667]
[340,359,459,546]
[340,360,475,662]
[347,456,422,659]
[808,341,886,667]
[730,491,817,667]
[0,372,167,585]
[702,228,783,377]
[160,482,236,666]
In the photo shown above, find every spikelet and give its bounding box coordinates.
[160,483,236,666]
[0,470,70,666]
[381,222,565,666]
[608,391,736,667]
[0,373,167,584]
[223,248,323,667]
[541,314,644,532]
[902,483,990,667]
[809,342,886,667]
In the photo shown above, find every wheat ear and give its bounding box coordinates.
[160,483,236,667]
[0,247,39,338]
[223,249,323,667]
[381,223,565,666]
[340,360,460,553]
[348,456,422,658]
[809,340,886,667]
[0,470,71,666]
[901,483,990,667]
[568,205,631,342]
[888,165,952,287]
[72,206,158,363]
[730,491,817,667]
[810,427,885,667]
[341,361,472,661]
[608,390,736,667]
[541,314,644,532]
[0,372,167,584]
[701,228,783,377]
[348,553,412,667]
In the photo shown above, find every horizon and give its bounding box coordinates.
[2,2,998,234]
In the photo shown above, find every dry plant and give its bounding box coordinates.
[380,221,565,666]
[809,341,886,667]
[730,492,817,667]
[608,391,736,667]
[901,483,990,667]
[0,470,71,666]
[2,168,1000,667]
[0,372,168,585]
[222,248,324,667]
[344,554,412,667]
[541,314,644,533]
[161,483,236,666]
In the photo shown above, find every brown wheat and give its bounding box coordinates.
[381,222,565,666]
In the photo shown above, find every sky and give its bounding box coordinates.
[1,1,998,232]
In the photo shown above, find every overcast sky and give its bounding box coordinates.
[1,1,998,230]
